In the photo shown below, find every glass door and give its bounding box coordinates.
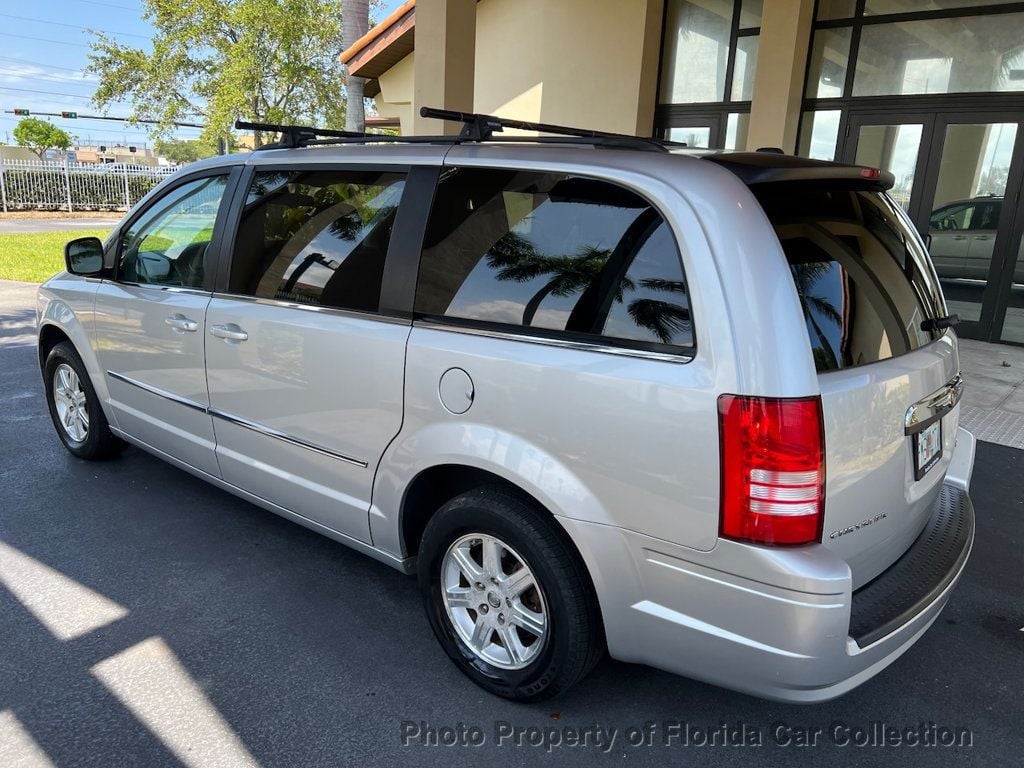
[841,111,1024,342]
[918,117,1024,340]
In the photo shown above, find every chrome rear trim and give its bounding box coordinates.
[905,373,964,434]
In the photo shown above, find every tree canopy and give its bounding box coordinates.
[154,137,228,164]
[12,119,74,158]
[88,0,349,147]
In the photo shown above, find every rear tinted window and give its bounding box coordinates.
[415,168,693,352]
[755,187,944,372]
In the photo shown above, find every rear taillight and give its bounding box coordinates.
[718,395,825,546]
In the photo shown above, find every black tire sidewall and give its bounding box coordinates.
[44,342,111,459]
[419,490,590,700]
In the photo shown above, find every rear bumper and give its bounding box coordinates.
[558,429,976,703]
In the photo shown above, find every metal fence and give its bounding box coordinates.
[0,157,178,212]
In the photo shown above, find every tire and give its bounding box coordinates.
[418,485,604,701]
[43,341,125,460]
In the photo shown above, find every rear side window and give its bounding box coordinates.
[755,187,944,372]
[229,169,406,312]
[415,168,693,352]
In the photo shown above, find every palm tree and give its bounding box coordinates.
[791,262,843,368]
[485,235,622,326]
[625,279,691,343]
[342,0,370,132]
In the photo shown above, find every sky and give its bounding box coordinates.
[0,0,406,149]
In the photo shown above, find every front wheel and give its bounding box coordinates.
[43,341,125,460]
[418,486,604,701]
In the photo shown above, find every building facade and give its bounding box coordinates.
[343,0,1024,345]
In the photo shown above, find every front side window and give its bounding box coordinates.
[229,169,406,312]
[415,169,693,352]
[119,175,228,287]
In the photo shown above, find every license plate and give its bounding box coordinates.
[913,420,942,480]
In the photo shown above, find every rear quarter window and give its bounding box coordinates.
[415,168,694,354]
[755,187,945,372]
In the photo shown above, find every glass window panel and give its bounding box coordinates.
[1001,238,1024,343]
[739,0,762,29]
[797,110,841,160]
[927,123,1017,323]
[659,0,732,103]
[229,170,406,312]
[731,35,759,101]
[726,113,750,150]
[667,126,712,148]
[853,14,1024,97]
[865,0,1024,14]
[853,123,923,212]
[817,0,857,20]
[805,28,852,98]
[119,176,228,287]
[416,169,694,350]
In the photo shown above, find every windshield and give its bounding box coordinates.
[755,186,946,372]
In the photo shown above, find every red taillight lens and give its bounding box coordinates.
[718,395,825,545]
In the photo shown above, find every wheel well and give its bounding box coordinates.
[400,465,546,558]
[38,324,71,370]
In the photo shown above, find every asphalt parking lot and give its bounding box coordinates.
[1,280,1022,767]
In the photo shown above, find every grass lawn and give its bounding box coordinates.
[0,230,110,283]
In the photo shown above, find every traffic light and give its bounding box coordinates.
[14,108,29,116]
[128,146,137,153]
[60,111,77,119]
[98,146,106,152]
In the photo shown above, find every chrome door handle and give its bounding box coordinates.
[973,236,991,241]
[209,323,248,342]
[165,313,199,333]
[952,235,968,240]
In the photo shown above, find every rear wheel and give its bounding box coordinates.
[418,486,604,701]
[44,342,125,460]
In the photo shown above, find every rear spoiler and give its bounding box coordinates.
[704,152,895,192]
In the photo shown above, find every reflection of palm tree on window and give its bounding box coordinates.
[485,231,691,343]
[791,262,843,369]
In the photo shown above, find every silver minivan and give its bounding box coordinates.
[37,113,975,703]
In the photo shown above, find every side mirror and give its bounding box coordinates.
[64,237,105,276]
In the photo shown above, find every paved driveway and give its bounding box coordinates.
[1,280,1022,767]
[0,217,120,234]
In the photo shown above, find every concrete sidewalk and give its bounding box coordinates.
[958,339,1024,450]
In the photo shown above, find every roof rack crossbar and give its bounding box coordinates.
[232,109,678,153]
[419,107,669,151]
[234,120,368,150]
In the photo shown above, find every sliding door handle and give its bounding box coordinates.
[209,323,248,342]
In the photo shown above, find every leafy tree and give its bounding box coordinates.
[12,118,74,158]
[153,138,220,164]
[88,0,349,148]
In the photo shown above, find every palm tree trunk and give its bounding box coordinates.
[522,282,557,327]
[342,0,370,133]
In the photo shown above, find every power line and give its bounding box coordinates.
[0,32,91,48]
[0,13,150,40]
[0,56,91,74]
[78,0,142,11]
[0,86,95,101]
[0,69,95,86]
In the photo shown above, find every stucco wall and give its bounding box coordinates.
[473,0,662,135]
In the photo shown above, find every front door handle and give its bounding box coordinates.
[165,313,199,333]
[209,323,248,342]
[952,235,968,241]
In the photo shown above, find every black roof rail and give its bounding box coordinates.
[234,120,368,150]
[234,109,683,153]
